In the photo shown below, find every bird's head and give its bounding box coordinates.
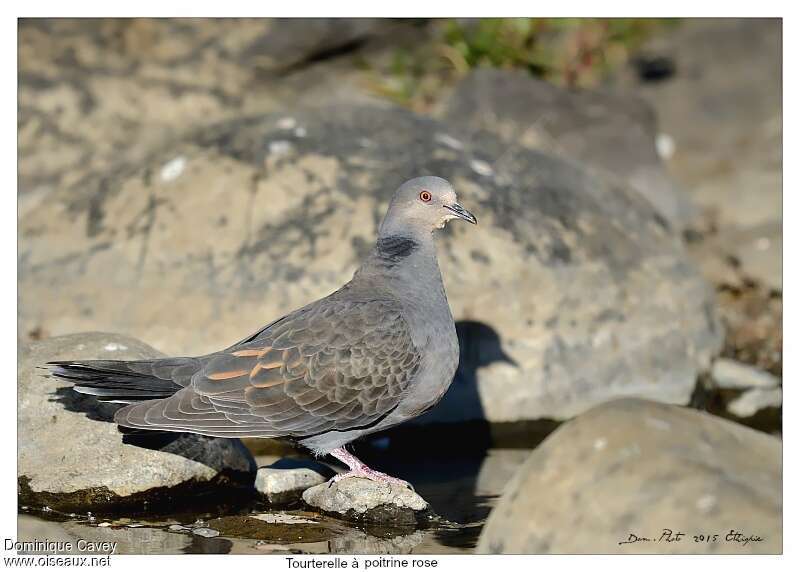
[378,176,477,238]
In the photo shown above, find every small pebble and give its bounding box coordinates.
[470,159,494,177]
[97,522,112,528]
[695,494,717,514]
[712,358,780,390]
[168,524,189,532]
[268,140,293,157]
[727,387,782,418]
[434,133,464,150]
[160,156,187,182]
[656,133,675,159]
[755,237,771,251]
[276,117,297,130]
[255,462,330,503]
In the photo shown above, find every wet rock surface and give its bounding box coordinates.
[18,509,431,555]
[303,478,429,526]
[477,398,782,554]
[18,333,256,513]
[19,104,721,424]
[439,69,694,227]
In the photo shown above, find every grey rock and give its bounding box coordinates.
[241,19,385,72]
[192,527,220,538]
[19,105,722,424]
[303,478,428,525]
[439,68,694,227]
[475,449,532,499]
[168,524,189,532]
[18,333,256,512]
[255,459,332,505]
[18,19,389,201]
[711,358,780,390]
[614,19,781,233]
[727,387,783,418]
[477,398,782,554]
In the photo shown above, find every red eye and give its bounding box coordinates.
[419,191,432,202]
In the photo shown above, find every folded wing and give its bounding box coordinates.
[115,299,422,438]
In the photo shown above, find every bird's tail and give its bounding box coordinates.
[46,359,195,403]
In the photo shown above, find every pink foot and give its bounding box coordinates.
[327,447,414,491]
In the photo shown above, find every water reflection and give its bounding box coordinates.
[18,447,535,555]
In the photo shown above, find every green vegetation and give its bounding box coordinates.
[363,18,677,112]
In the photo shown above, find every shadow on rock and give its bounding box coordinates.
[47,372,257,476]
[49,383,227,467]
[405,320,517,430]
[457,320,518,380]
[50,383,122,424]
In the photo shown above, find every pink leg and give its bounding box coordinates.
[328,447,414,490]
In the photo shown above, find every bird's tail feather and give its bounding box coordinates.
[46,359,186,403]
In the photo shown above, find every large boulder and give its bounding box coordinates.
[616,19,782,291]
[439,69,695,228]
[18,333,256,513]
[615,19,781,232]
[18,18,388,201]
[19,104,722,424]
[477,399,781,554]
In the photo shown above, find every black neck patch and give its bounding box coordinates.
[376,236,418,265]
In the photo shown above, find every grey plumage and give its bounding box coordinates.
[49,176,476,481]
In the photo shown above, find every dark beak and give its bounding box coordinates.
[444,202,478,225]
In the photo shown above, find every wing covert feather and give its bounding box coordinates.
[117,299,422,438]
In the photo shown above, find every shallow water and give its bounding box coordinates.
[18,448,532,555]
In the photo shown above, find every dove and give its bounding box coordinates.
[49,176,477,488]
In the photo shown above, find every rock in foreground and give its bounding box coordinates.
[18,333,256,513]
[477,398,781,554]
[255,458,333,505]
[303,477,429,526]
